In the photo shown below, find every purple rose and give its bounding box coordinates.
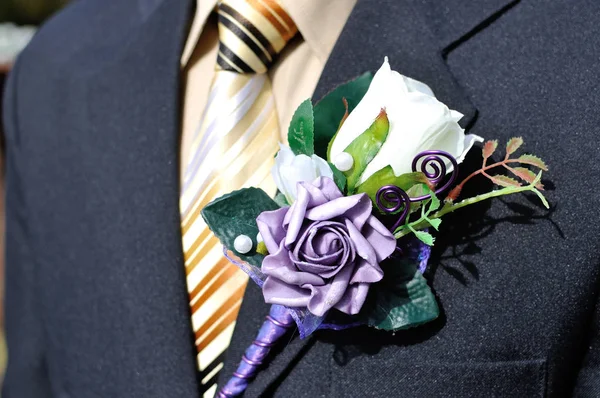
[256,177,396,317]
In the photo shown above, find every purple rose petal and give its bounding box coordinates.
[259,177,396,318]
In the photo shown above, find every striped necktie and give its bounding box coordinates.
[179,0,297,395]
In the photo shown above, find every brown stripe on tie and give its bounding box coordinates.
[196,307,241,352]
[191,264,241,313]
[264,0,297,35]
[189,257,233,302]
[194,286,245,341]
[247,0,294,41]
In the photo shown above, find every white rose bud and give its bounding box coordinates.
[272,144,334,204]
[329,57,483,185]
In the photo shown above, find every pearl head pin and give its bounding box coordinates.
[234,234,253,254]
[333,152,353,172]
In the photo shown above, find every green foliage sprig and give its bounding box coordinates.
[394,138,550,243]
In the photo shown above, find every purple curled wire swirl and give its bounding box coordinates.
[376,185,411,233]
[410,150,459,202]
[376,150,458,231]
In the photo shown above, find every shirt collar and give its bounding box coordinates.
[181,0,357,67]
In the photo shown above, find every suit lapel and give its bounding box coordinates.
[81,0,200,394]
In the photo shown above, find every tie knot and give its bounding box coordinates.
[216,0,298,74]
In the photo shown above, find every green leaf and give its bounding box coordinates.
[341,110,390,192]
[506,137,524,156]
[427,218,442,231]
[355,166,429,205]
[329,162,347,193]
[412,229,435,246]
[533,188,550,209]
[406,183,429,214]
[313,72,374,158]
[517,154,548,171]
[288,99,315,156]
[201,188,280,267]
[362,260,439,331]
[490,174,521,188]
[531,171,550,209]
[274,192,290,208]
[428,191,441,213]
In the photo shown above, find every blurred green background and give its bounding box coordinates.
[0,0,69,25]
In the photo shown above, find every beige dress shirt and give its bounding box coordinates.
[179,0,357,179]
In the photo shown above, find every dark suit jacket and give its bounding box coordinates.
[3,0,600,396]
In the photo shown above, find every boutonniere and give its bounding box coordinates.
[204,58,550,397]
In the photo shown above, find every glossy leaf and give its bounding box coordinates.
[313,72,374,158]
[362,259,439,331]
[329,162,347,193]
[355,166,429,205]
[201,188,280,267]
[288,99,315,156]
[341,109,390,192]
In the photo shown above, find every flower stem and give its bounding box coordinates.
[448,158,538,201]
[394,175,548,239]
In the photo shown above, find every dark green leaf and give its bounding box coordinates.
[341,110,390,192]
[355,166,429,206]
[362,259,439,331]
[329,162,347,193]
[288,99,315,156]
[313,72,374,158]
[201,188,280,267]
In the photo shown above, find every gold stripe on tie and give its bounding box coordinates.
[180,1,297,396]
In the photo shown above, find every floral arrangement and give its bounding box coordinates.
[203,58,549,397]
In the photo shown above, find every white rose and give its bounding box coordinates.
[329,57,483,185]
[272,144,334,203]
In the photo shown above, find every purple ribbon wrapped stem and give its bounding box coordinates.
[217,305,294,397]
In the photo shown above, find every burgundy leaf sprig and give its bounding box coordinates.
[446,137,548,202]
